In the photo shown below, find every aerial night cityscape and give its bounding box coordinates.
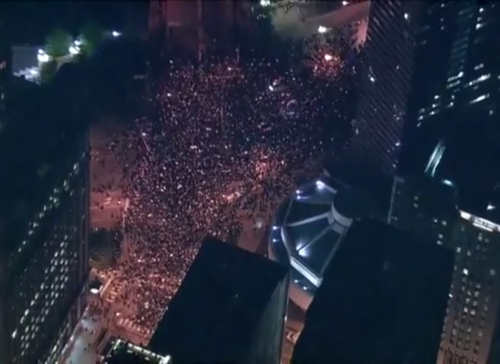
[0,1,500,364]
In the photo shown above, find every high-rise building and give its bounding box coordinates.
[149,0,245,59]
[0,91,90,363]
[387,3,500,363]
[398,2,500,179]
[389,178,500,364]
[292,219,454,364]
[388,176,458,244]
[350,1,422,178]
[149,237,289,363]
[440,206,500,364]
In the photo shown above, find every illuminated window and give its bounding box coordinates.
[470,94,489,104]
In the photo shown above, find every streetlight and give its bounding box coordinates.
[318,26,328,34]
[69,46,80,55]
[111,31,121,37]
[37,49,50,63]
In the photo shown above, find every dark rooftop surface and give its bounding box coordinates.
[324,157,393,219]
[103,339,171,364]
[293,219,454,364]
[148,237,288,362]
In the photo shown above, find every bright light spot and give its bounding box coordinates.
[369,76,376,82]
[37,50,50,63]
[316,180,325,189]
[272,226,279,231]
[29,68,38,76]
[318,26,328,34]
[74,39,82,46]
[268,85,274,92]
[295,190,301,194]
[342,1,349,5]
[488,204,496,211]
[69,46,80,55]
[112,31,121,37]
[260,0,271,6]
[142,132,147,137]
[90,288,99,294]
[298,247,309,258]
[324,54,333,61]
[463,268,469,276]
[404,13,409,20]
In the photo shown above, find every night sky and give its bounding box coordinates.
[2,1,148,44]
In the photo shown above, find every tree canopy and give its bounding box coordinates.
[45,28,72,58]
[79,22,105,56]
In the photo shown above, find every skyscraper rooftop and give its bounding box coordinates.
[149,237,288,362]
[293,219,454,364]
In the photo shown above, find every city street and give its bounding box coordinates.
[62,308,103,364]
[63,121,311,363]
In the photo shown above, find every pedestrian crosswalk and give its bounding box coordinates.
[106,288,119,303]
[117,318,152,336]
[286,329,299,344]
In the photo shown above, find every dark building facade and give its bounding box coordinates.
[149,0,246,60]
[0,90,90,363]
[292,219,454,364]
[387,3,500,363]
[398,1,500,179]
[149,237,289,364]
[350,1,421,178]
[388,176,459,245]
[0,19,12,127]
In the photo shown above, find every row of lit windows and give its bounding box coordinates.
[14,162,81,259]
[11,187,83,359]
[13,238,73,360]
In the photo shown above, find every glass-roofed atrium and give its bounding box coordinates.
[268,177,371,310]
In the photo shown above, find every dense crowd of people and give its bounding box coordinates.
[90,30,360,336]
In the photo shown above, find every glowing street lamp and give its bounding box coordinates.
[37,49,50,63]
[69,46,80,55]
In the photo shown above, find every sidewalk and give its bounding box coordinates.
[62,313,102,364]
